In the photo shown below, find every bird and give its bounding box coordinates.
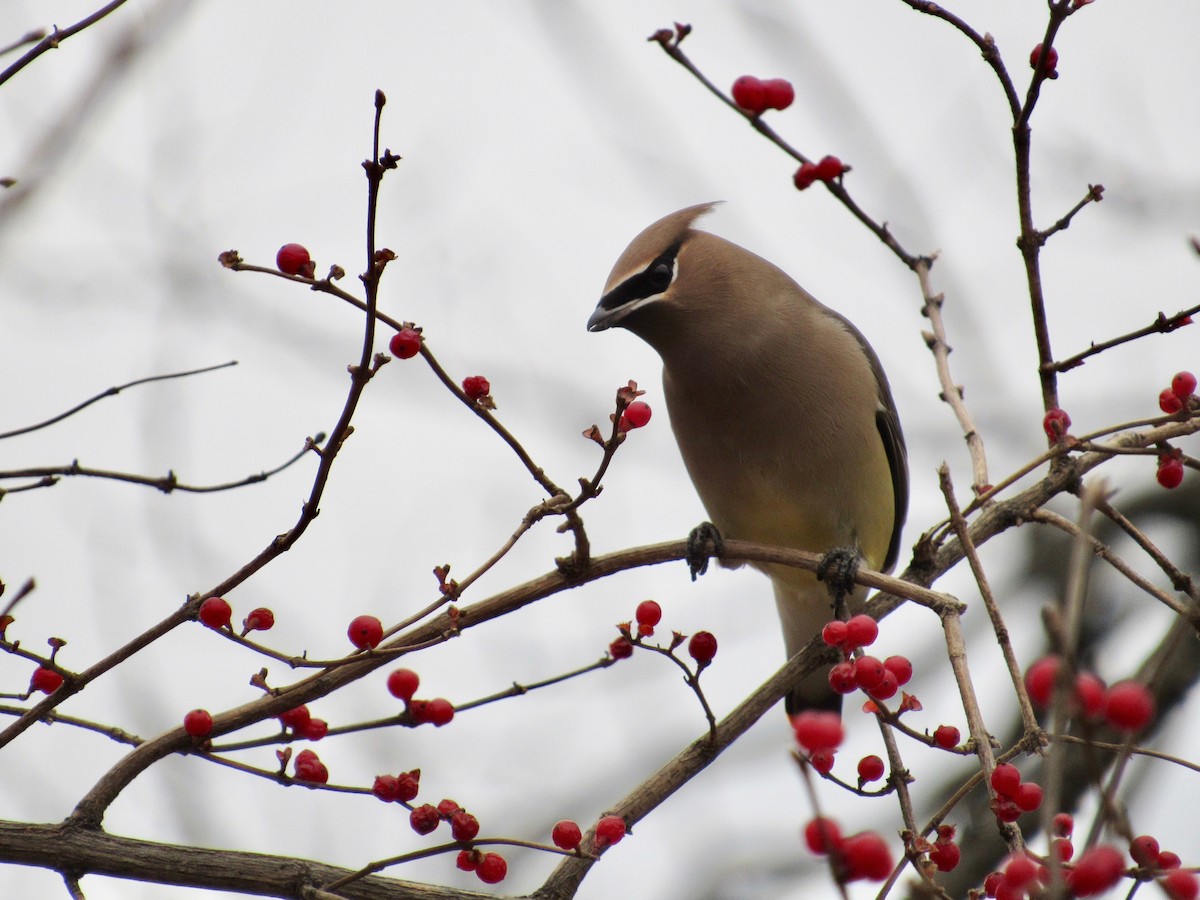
[587,203,908,714]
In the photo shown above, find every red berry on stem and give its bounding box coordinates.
[868,670,899,701]
[815,155,845,182]
[844,614,878,648]
[1172,370,1197,401]
[347,615,383,650]
[183,709,212,737]
[930,840,961,872]
[395,769,420,802]
[372,775,401,802]
[763,78,795,111]
[451,810,480,842]
[456,849,480,872]
[198,597,232,630]
[242,607,274,633]
[1067,844,1125,896]
[1013,781,1043,812]
[933,725,960,749]
[810,749,836,774]
[1159,851,1183,870]
[990,763,1021,799]
[389,328,421,360]
[792,710,845,753]
[852,655,886,691]
[279,705,311,732]
[293,749,328,783]
[552,820,583,851]
[1073,671,1107,718]
[609,636,634,660]
[426,697,455,727]
[461,375,490,401]
[1160,388,1185,414]
[1053,812,1074,837]
[1157,455,1185,489]
[1030,43,1059,75]
[635,600,662,628]
[30,666,64,694]
[1043,407,1072,442]
[883,655,912,686]
[409,804,440,835]
[1162,870,1200,900]
[437,799,462,818]
[476,852,508,884]
[828,660,857,694]
[276,243,311,276]
[688,631,718,665]
[387,668,420,702]
[857,754,885,783]
[1129,834,1160,867]
[821,620,848,647]
[619,400,652,431]
[1104,680,1155,731]
[803,816,843,855]
[595,815,626,849]
[841,832,894,882]
[303,718,328,740]
[1004,854,1039,891]
[793,162,819,191]
[1024,655,1061,707]
[731,75,768,114]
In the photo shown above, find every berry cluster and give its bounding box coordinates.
[386,668,455,727]
[730,75,794,115]
[927,824,961,873]
[822,615,913,705]
[989,762,1043,823]
[803,816,894,883]
[293,748,328,784]
[279,704,329,741]
[608,601,718,669]
[1156,370,1195,489]
[793,155,847,190]
[1025,656,1156,732]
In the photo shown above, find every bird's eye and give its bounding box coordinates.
[647,260,674,292]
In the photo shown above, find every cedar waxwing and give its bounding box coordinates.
[587,203,908,713]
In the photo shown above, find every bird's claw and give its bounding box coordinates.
[686,522,724,581]
[816,546,862,619]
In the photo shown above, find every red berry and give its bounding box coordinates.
[828,660,857,694]
[793,162,819,191]
[183,708,212,737]
[1067,844,1125,896]
[609,636,634,660]
[426,697,455,727]
[792,710,844,753]
[1129,834,1160,867]
[552,820,582,851]
[990,763,1021,799]
[851,655,886,692]
[1003,854,1039,891]
[242,607,274,633]
[1053,812,1074,837]
[461,375,490,401]
[869,670,899,701]
[815,155,845,182]
[389,327,421,360]
[993,799,1022,823]
[810,749,836,774]
[983,872,1004,897]
[857,754,885,783]
[595,815,626,849]
[1160,388,1185,414]
[408,699,430,724]
[1104,680,1155,732]
[347,614,383,650]
[634,600,662,629]
[387,668,420,702]
[1162,870,1200,900]
[1157,455,1185,489]
[803,817,843,855]
[276,243,311,276]
[731,75,768,114]
[198,597,232,630]
[1172,370,1197,401]
[437,798,462,818]
[1159,851,1183,870]
[688,631,718,665]
[1052,838,1074,862]
[821,620,848,647]
[372,775,401,802]
[1073,671,1107,718]
[762,78,795,111]
[620,400,652,430]
[293,749,328,783]
[930,840,961,872]
[279,705,311,732]
[476,852,507,884]
[30,666,64,694]
[883,655,912,686]
[844,615,878,649]
[409,803,440,835]
[302,717,328,740]
[1030,43,1059,75]
[1043,407,1072,442]
[395,769,420,802]
[1025,655,1061,707]
[841,832,893,882]
[450,810,480,842]
[1013,781,1043,812]
[456,849,480,872]
[933,725,960,749]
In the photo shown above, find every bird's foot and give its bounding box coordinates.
[686,522,724,581]
[816,546,862,619]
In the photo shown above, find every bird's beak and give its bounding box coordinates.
[587,302,619,333]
